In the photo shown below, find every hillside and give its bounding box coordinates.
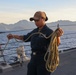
[0,20,76,31]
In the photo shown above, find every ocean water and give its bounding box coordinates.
[0,27,76,64]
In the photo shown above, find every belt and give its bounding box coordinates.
[32,51,45,55]
[32,52,36,55]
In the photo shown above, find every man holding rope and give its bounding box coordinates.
[7,11,63,75]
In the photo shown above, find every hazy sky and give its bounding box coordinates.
[0,0,76,24]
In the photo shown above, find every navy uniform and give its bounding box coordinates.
[23,25,53,75]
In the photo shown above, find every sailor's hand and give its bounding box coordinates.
[56,28,64,37]
[7,34,14,39]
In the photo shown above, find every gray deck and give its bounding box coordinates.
[0,48,76,75]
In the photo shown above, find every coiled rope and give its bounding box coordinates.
[4,26,59,72]
[44,30,59,72]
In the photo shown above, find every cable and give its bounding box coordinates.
[44,30,59,72]
[2,24,60,72]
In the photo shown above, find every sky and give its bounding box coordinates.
[0,0,76,24]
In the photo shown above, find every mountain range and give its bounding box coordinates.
[0,20,76,31]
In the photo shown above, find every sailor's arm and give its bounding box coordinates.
[56,28,63,46]
[57,37,60,46]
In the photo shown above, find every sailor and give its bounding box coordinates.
[7,11,63,75]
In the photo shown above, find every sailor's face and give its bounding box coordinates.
[34,18,45,28]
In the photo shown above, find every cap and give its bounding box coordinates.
[29,11,48,21]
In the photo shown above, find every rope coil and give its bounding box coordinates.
[44,31,59,72]
[4,27,59,71]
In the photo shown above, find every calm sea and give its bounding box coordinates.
[0,26,76,64]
